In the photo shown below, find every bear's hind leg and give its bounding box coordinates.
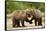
[38,18,42,26]
[13,22,16,27]
[13,18,17,27]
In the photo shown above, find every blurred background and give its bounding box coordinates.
[6,1,45,14]
[6,1,45,31]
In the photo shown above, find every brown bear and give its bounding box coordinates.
[11,10,29,27]
[27,9,42,26]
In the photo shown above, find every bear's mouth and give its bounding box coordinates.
[27,16,33,20]
[27,17,31,20]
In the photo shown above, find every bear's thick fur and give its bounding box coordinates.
[29,9,42,26]
[11,10,30,27]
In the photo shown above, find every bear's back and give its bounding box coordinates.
[33,9,42,18]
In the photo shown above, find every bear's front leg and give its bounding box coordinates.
[29,17,34,24]
[21,20,25,27]
[35,19,38,26]
[17,20,20,27]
